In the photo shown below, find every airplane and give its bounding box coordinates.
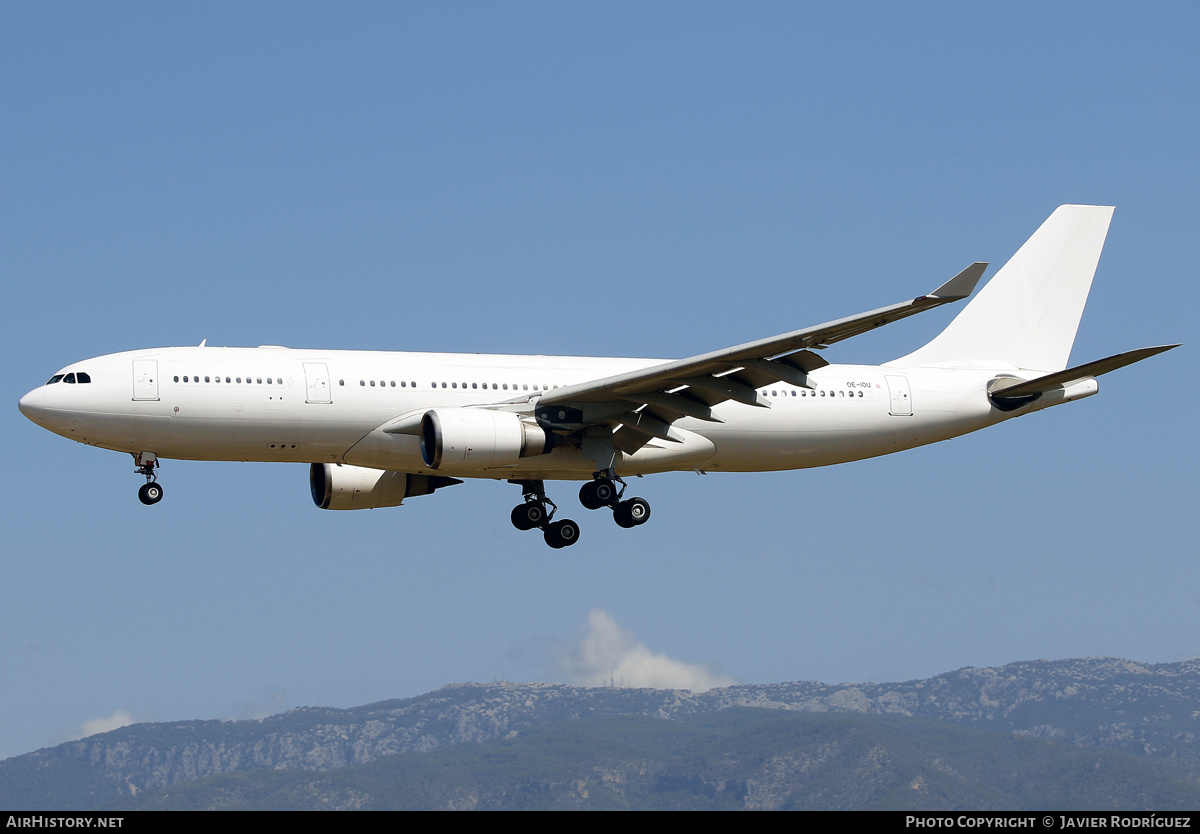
[17,205,1178,548]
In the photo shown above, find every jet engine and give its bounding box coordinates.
[419,407,550,472]
[310,463,460,510]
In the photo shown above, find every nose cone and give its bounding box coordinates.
[18,388,45,423]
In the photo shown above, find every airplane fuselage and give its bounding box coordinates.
[19,345,1065,481]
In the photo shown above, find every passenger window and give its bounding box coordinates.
[370,380,376,387]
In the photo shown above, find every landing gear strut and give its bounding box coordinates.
[578,472,651,528]
[133,452,163,506]
[509,480,580,549]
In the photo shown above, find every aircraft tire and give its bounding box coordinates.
[614,497,649,528]
[138,483,163,505]
[511,503,545,531]
[578,481,605,510]
[593,479,618,506]
[544,519,580,549]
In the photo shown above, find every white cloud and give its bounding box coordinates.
[557,609,736,692]
[74,710,136,739]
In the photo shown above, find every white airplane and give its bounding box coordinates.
[18,205,1177,548]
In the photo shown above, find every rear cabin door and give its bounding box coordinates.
[885,375,912,416]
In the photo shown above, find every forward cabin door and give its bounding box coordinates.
[132,359,159,401]
[304,362,332,404]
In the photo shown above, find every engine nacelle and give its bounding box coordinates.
[310,463,460,510]
[419,407,550,472]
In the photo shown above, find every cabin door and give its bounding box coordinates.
[132,360,159,401]
[304,362,332,403]
[885,375,912,416]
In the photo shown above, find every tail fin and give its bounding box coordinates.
[890,205,1115,373]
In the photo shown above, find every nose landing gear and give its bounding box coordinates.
[509,480,581,549]
[133,452,163,505]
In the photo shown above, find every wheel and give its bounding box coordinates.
[511,502,545,531]
[544,519,581,549]
[138,482,163,505]
[613,497,650,528]
[593,478,618,506]
[578,481,605,510]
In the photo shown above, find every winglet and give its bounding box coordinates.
[927,262,987,300]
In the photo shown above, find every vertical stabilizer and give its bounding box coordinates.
[889,205,1114,372]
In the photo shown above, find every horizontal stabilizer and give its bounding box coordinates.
[989,344,1179,408]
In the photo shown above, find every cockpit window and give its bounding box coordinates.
[76,372,91,383]
[46,374,64,385]
[63,373,76,384]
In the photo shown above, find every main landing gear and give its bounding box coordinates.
[578,473,651,529]
[509,480,581,549]
[133,452,163,506]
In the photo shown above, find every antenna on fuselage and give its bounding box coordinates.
[198,338,207,347]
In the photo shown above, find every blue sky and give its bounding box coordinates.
[2,2,1196,761]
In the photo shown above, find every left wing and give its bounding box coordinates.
[534,264,986,453]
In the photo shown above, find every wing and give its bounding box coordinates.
[533,263,987,454]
